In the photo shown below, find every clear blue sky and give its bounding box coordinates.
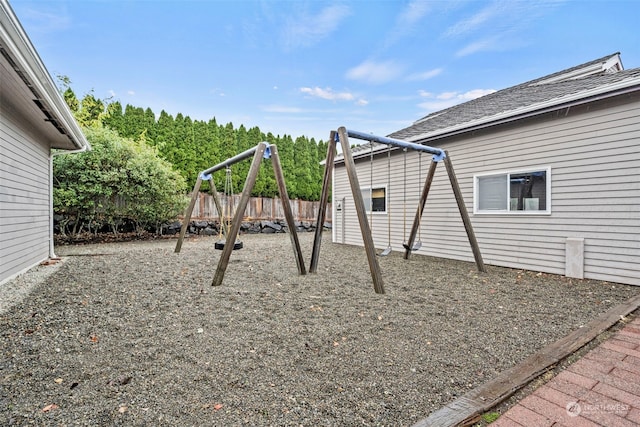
[11,0,640,142]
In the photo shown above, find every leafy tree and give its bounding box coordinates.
[53,126,187,235]
[75,92,106,127]
[57,81,329,201]
[102,101,124,135]
[293,136,315,200]
[63,88,79,113]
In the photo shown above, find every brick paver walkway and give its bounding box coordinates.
[491,316,640,426]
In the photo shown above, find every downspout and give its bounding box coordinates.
[49,145,88,258]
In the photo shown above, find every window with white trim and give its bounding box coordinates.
[474,167,551,214]
[361,187,386,213]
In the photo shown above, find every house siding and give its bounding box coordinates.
[333,93,640,286]
[0,98,51,285]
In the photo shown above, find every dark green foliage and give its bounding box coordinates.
[53,127,187,236]
[67,89,328,201]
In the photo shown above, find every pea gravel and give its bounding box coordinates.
[1,232,638,426]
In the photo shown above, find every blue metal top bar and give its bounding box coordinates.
[344,128,446,161]
[200,141,271,180]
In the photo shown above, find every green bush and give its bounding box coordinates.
[53,126,187,236]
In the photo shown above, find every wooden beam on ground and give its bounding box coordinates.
[413,293,640,427]
[175,175,203,253]
[337,126,385,294]
[404,159,438,260]
[270,145,306,275]
[442,151,485,273]
[310,130,337,274]
[212,142,267,287]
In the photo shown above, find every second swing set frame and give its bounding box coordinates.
[310,127,485,294]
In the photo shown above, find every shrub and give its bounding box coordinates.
[54,126,187,236]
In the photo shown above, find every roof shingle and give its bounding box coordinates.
[388,53,640,142]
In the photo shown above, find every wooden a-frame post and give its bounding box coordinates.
[211,143,267,286]
[338,127,385,294]
[403,159,438,260]
[309,130,337,274]
[443,151,485,272]
[175,175,203,253]
[402,150,485,273]
[270,145,307,277]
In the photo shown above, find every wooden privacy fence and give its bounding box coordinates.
[188,192,332,223]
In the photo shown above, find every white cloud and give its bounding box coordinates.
[446,1,566,57]
[355,99,369,106]
[418,88,496,111]
[346,60,404,84]
[108,90,116,98]
[436,91,458,100]
[382,0,431,50]
[406,68,443,81]
[300,87,355,101]
[282,5,351,50]
[459,89,496,100]
[397,0,431,27]
[455,36,500,57]
[444,2,503,38]
[127,90,135,96]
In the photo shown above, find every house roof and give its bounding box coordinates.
[388,52,640,144]
[0,0,89,151]
[334,53,640,163]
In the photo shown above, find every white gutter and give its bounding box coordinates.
[1,0,91,257]
[0,0,89,151]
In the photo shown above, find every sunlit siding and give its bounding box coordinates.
[333,93,640,286]
[0,94,51,285]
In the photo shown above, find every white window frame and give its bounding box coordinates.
[473,166,551,215]
[361,185,387,214]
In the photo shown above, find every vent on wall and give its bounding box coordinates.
[0,44,68,136]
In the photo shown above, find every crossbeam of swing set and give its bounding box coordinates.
[344,129,446,161]
[200,143,272,178]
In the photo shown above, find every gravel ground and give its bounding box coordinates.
[1,232,638,426]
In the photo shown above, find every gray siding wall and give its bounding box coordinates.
[333,94,640,286]
[1,98,51,285]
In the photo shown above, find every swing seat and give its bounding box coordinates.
[402,241,422,251]
[378,246,392,256]
[214,239,243,251]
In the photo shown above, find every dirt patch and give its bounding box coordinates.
[1,232,638,426]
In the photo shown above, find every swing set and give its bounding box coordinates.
[174,141,306,287]
[310,127,485,294]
